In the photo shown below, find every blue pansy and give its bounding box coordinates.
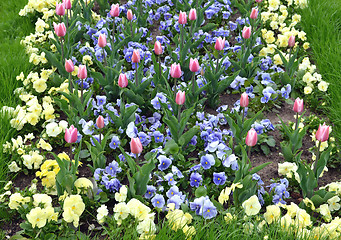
[151,194,165,208]
[158,155,172,171]
[213,172,227,185]
[200,154,215,169]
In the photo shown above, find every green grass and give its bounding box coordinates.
[299,0,341,143]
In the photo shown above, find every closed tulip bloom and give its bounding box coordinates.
[250,8,258,19]
[176,91,186,105]
[110,4,120,17]
[131,50,141,63]
[170,63,182,78]
[127,9,133,21]
[214,37,225,51]
[293,97,304,113]
[255,0,263,2]
[189,9,197,21]
[118,73,128,88]
[240,93,249,107]
[246,128,257,146]
[56,3,65,16]
[130,137,143,154]
[53,22,66,37]
[242,26,252,39]
[98,34,107,48]
[189,58,199,72]
[65,59,74,73]
[315,124,330,142]
[96,115,105,129]
[178,11,187,25]
[65,125,78,143]
[77,65,87,80]
[288,35,295,48]
[63,0,71,9]
[154,41,163,55]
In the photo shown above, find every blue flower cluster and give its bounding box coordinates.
[190,196,217,219]
[268,178,290,205]
[94,160,122,193]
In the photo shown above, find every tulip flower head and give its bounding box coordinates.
[53,22,66,37]
[170,63,182,78]
[154,41,163,55]
[246,128,257,147]
[98,34,107,48]
[110,4,120,17]
[56,3,65,16]
[189,9,197,21]
[131,50,141,63]
[250,8,258,19]
[130,137,143,154]
[65,125,78,143]
[214,37,225,51]
[178,11,187,25]
[63,0,71,9]
[255,0,263,2]
[293,97,304,113]
[77,65,87,80]
[240,93,249,108]
[242,26,252,39]
[127,9,133,21]
[189,58,200,72]
[288,35,295,48]
[96,115,105,129]
[315,124,330,142]
[65,59,74,73]
[118,73,128,88]
[176,91,186,105]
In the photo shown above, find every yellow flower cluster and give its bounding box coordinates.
[36,159,60,190]
[96,205,109,224]
[22,150,44,169]
[62,194,85,227]
[74,177,93,194]
[9,193,31,210]
[218,182,243,205]
[242,195,262,216]
[19,0,56,16]
[278,162,300,182]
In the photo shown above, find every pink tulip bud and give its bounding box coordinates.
[170,63,182,78]
[65,125,78,143]
[288,35,295,48]
[118,73,128,88]
[189,9,197,21]
[189,58,199,72]
[176,91,186,105]
[255,0,263,2]
[154,41,163,55]
[246,128,258,147]
[242,26,252,39]
[56,3,65,16]
[315,124,330,142]
[250,8,258,19]
[53,22,66,37]
[65,59,74,73]
[178,11,187,25]
[127,9,133,21]
[214,37,225,51]
[240,93,249,107]
[110,4,120,17]
[77,65,87,80]
[131,50,141,63]
[63,0,71,10]
[130,137,143,154]
[98,34,107,48]
[96,115,105,129]
[293,97,304,113]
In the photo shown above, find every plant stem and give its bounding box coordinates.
[66,10,69,31]
[81,79,84,103]
[99,129,102,144]
[112,20,115,43]
[190,21,193,39]
[69,144,73,162]
[295,112,299,131]
[216,54,219,74]
[69,72,72,94]
[177,105,181,123]
[191,73,196,96]
[135,65,138,87]
[60,37,64,63]
[180,24,184,53]
[103,48,107,66]
[248,146,251,160]
[173,78,177,99]
[313,141,322,175]
[241,107,245,125]
[131,21,134,38]
[158,55,162,84]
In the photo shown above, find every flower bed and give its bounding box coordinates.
[1,0,340,239]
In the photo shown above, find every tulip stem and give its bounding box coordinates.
[69,72,72,94]
[112,21,116,43]
[60,37,64,64]
[241,107,246,125]
[131,21,134,38]
[135,66,138,87]
[190,21,194,39]
[173,78,177,99]
[81,79,84,103]
[313,141,322,175]
[248,146,251,161]
[216,54,219,74]
[180,24,184,53]
[66,10,69,31]
[158,55,162,84]
[69,144,73,162]
[99,129,102,144]
[295,112,299,131]
[103,48,107,66]
[177,105,182,123]
[191,73,196,96]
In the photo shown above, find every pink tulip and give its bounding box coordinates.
[154,41,163,55]
[250,8,258,19]
[53,22,66,37]
[214,37,225,51]
[77,65,87,80]
[110,4,120,17]
[96,115,105,129]
[189,58,199,72]
[288,35,295,48]
[240,93,249,108]
[178,11,187,25]
[63,0,71,10]
[176,91,186,105]
[65,59,74,73]
[65,125,78,143]
[56,3,65,16]
[170,63,182,78]
[130,137,143,154]
[189,9,197,21]
[255,0,263,2]
[98,34,107,48]
[131,50,141,63]
[315,124,330,142]
[242,26,251,39]
[127,9,133,21]
[118,73,128,88]
[245,128,257,147]
[293,97,304,113]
